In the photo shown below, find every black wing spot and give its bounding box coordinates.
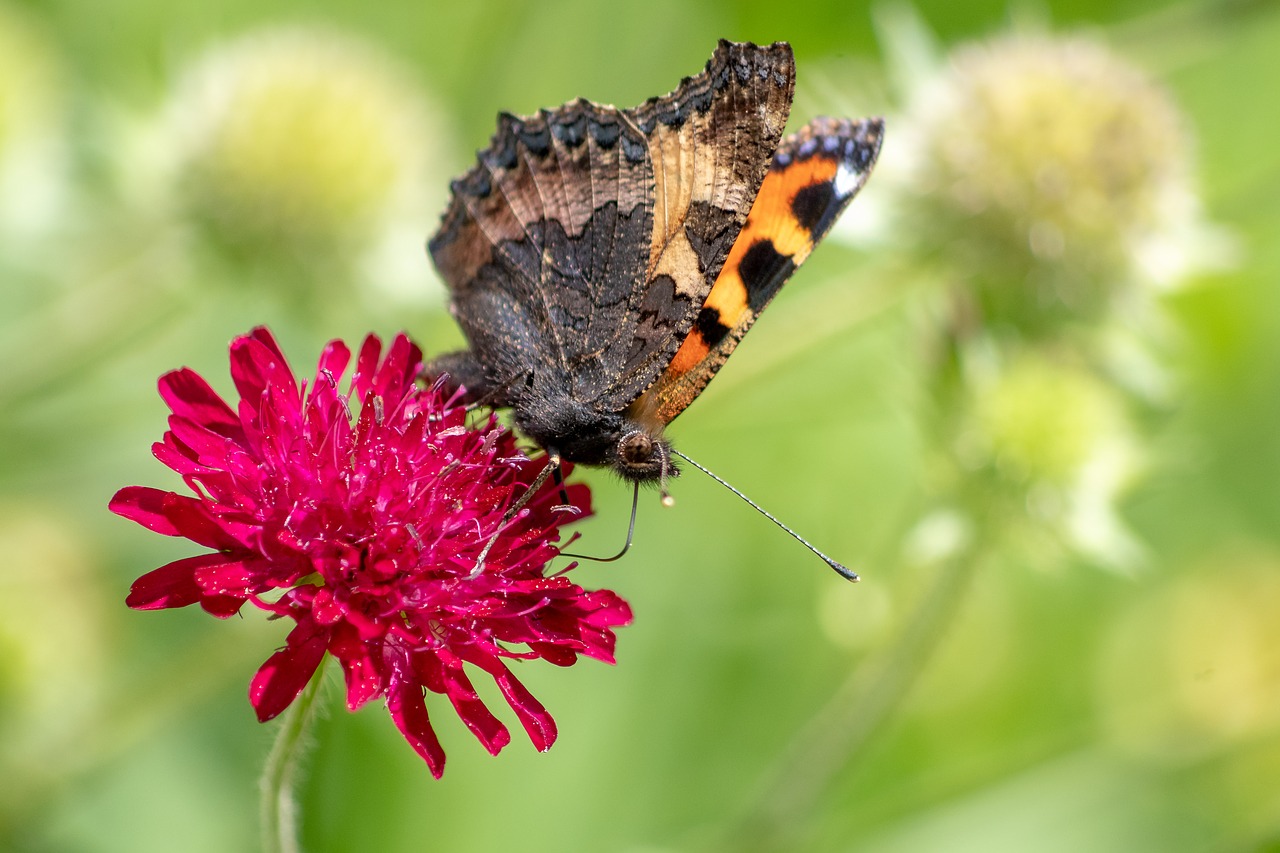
[588,116,620,149]
[686,85,714,114]
[519,119,552,157]
[454,169,491,199]
[552,112,587,147]
[656,98,686,128]
[620,132,646,164]
[737,239,796,313]
[790,180,837,234]
[694,306,731,347]
[489,115,520,169]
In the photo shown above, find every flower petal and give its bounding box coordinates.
[313,339,352,394]
[417,651,511,755]
[375,333,422,400]
[387,681,447,779]
[328,622,383,710]
[193,553,285,599]
[126,552,231,610]
[454,646,557,753]
[348,333,384,401]
[229,331,300,416]
[492,664,556,753]
[109,486,182,535]
[157,367,239,437]
[249,621,329,722]
[158,491,254,551]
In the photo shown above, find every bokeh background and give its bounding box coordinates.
[3,0,1279,851]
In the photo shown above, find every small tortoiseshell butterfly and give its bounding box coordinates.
[426,39,881,512]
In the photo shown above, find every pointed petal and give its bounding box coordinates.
[349,334,384,400]
[159,492,252,550]
[453,645,557,753]
[314,340,352,392]
[492,663,556,752]
[157,368,240,437]
[229,333,300,415]
[329,623,383,710]
[417,652,510,755]
[125,552,237,610]
[110,486,182,535]
[387,681,446,778]
[249,622,328,722]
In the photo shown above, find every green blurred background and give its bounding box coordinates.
[3,0,1280,851]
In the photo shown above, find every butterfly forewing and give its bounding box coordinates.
[630,117,884,426]
[606,40,795,411]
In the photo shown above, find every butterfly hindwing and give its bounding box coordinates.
[428,40,796,418]
[428,100,654,405]
[629,117,885,426]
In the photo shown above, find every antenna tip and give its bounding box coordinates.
[831,562,861,582]
[661,494,675,508]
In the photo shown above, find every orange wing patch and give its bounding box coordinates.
[629,116,884,428]
[667,151,841,374]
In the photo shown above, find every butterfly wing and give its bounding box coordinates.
[628,116,885,426]
[427,40,795,415]
[427,99,654,406]
[603,39,795,411]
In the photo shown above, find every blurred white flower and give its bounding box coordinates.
[959,349,1145,572]
[817,15,1224,573]
[838,16,1231,335]
[967,351,1127,487]
[154,24,450,293]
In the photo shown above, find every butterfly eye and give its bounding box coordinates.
[619,431,655,465]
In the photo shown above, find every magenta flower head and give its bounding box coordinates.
[111,327,631,777]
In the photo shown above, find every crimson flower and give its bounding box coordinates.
[111,327,631,776]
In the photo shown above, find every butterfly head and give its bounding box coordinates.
[616,428,667,478]
[616,427,679,502]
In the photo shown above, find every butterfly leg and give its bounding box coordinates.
[421,351,537,417]
[550,463,576,509]
[469,450,566,578]
[420,350,499,406]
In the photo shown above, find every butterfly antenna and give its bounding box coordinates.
[671,449,859,582]
[561,481,640,563]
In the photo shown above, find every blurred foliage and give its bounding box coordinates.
[2,0,1280,851]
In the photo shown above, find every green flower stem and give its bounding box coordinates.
[726,510,991,852]
[261,659,327,853]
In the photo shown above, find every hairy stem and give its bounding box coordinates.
[261,660,327,853]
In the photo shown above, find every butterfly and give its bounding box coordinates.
[426,39,881,502]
